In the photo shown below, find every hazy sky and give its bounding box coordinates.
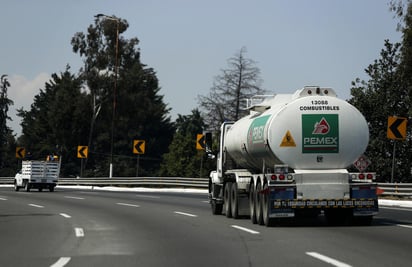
[1,0,402,135]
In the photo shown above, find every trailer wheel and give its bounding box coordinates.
[49,186,55,192]
[255,182,264,225]
[211,200,223,215]
[262,183,273,227]
[24,182,30,192]
[249,182,257,224]
[38,188,43,192]
[224,182,232,218]
[230,182,239,219]
[14,181,19,192]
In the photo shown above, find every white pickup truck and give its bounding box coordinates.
[14,160,60,192]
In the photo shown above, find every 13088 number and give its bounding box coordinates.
[311,100,328,105]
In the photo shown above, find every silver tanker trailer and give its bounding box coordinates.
[208,86,378,226]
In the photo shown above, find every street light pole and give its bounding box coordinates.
[95,14,120,178]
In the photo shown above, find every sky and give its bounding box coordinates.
[1,0,402,136]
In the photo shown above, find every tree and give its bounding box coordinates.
[348,0,412,182]
[394,0,412,182]
[160,109,213,177]
[349,40,410,181]
[17,68,90,176]
[0,74,17,176]
[198,47,264,131]
[71,15,174,176]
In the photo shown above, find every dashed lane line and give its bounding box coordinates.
[50,257,71,267]
[60,213,71,218]
[306,252,352,267]
[380,206,412,212]
[174,211,198,217]
[135,194,160,199]
[28,203,44,208]
[398,224,412,229]
[117,202,140,208]
[231,225,260,235]
[74,227,84,237]
[64,196,85,200]
[0,197,7,200]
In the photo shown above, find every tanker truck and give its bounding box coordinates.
[208,86,378,226]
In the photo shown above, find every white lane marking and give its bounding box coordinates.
[75,227,84,237]
[117,202,140,208]
[202,200,209,204]
[64,196,85,200]
[380,206,412,212]
[135,194,160,199]
[0,197,7,200]
[60,213,72,218]
[50,257,71,267]
[231,225,260,235]
[398,224,412,229]
[306,252,352,267]
[174,211,198,217]
[28,204,44,208]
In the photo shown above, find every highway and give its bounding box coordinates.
[1,186,411,267]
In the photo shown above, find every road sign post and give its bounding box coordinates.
[133,140,145,177]
[387,116,407,140]
[77,146,88,158]
[133,140,145,154]
[16,147,26,159]
[387,116,408,183]
[196,134,205,150]
[77,146,88,178]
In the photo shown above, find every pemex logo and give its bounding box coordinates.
[302,114,339,153]
[312,117,330,134]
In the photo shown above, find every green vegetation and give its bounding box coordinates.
[1,3,411,180]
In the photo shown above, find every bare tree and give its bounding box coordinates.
[198,47,264,131]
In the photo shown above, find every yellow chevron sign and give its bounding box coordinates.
[77,146,88,158]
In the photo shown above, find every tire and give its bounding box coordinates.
[38,188,43,192]
[230,182,239,219]
[255,182,264,225]
[262,183,273,227]
[224,182,232,218]
[249,182,257,224]
[14,181,19,192]
[49,185,55,192]
[24,182,30,192]
[211,200,223,215]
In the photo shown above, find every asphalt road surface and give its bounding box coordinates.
[1,186,411,267]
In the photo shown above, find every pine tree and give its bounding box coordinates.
[198,47,264,131]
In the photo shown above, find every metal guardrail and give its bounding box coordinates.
[0,177,411,196]
[58,177,209,188]
[0,177,209,188]
[377,183,412,197]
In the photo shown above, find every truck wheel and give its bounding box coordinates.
[230,182,239,219]
[24,182,30,192]
[211,200,223,215]
[49,186,55,192]
[262,183,273,227]
[38,188,43,192]
[249,182,257,224]
[14,181,19,192]
[255,182,264,225]
[224,182,232,218]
